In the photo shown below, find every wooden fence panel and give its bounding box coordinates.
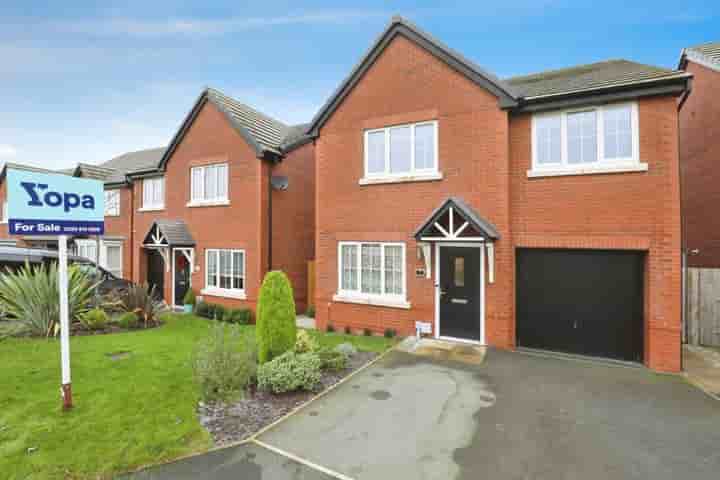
[686,268,720,347]
[307,260,315,309]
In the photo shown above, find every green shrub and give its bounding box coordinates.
[257,351,321,394]
[384,328,397,339]
[195,301,211,318]
[256,271,297,364]
[117,311,139,329]
[0,263,97,337]
[212,304,226,321]
[79,308,109,331]
[344,325,352,335]
[119,284,165,327]
[363,328,372,337]
[326,324,335,333]
[192,323,257,403]
[223,308,252,325]
[183,289,196,306]
[294,330,319,353]
[334,342,357,358]
[305,305,315,318]
[318,349,348,370]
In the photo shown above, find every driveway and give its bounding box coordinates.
[123,349,720,479]
[259,349,720,480]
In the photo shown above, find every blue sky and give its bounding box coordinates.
[1,1,717,170]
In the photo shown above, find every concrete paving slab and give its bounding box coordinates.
[117,442,335,480]
[259,349,720,480]
[684,344,720,398]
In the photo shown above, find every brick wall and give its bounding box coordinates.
[680,61,720,267]
[104,186,133,279]
[271,142,316,313]
[314,34,682,371]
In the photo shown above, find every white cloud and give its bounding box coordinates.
[57,9,388,37]
[0,144,17,159]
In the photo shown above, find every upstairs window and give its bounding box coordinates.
[142,177,164,210]
[364,121,438,178]
[104,190,120,216]
[531,102,640,174]
[190,163,228,204]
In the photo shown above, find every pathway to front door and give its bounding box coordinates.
[437,244,483,342]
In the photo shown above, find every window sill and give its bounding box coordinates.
[201,287,247,300]
[527,163,648,178]
[138,206,165,212]
[332,293,411,310]
[104,214,120,217]
[186,200,230,208]
[359,172,443,186]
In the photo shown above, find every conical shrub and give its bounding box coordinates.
[256,271,297,364]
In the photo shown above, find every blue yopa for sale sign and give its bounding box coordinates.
[6,168,105,235]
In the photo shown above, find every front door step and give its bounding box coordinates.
[397,337,486,365]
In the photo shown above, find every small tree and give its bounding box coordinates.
[256,271,297,364]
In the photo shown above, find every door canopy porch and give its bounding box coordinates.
[414,197,500,242]
[143,220,196,273]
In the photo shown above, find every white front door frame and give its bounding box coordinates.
[434,242,486,345]
[171,247,194,308]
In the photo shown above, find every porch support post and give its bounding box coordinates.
[486,242,495,284]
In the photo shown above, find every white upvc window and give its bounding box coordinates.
[1,201,7,223]
[204,249,245,298]
[142,177,164,210]
[337,242,406,303]
[363,121,439,181]
[530,102,644,177]
[74,239,123,278]
[190,163,229,205]
[104,190,120,216]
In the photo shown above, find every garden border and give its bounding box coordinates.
[119,342,397,477]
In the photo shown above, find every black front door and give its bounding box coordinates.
[439,246,482,341]
[174,251,190,307]
[147,250,165,301]
[516,249,644,362]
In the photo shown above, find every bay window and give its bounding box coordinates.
[337,242,406,304]
[363,121,438,181]
[530,102,643,176]
[190,163,229,204]
[204,249,245,298]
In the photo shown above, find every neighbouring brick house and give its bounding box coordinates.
[308,17,690,372]
[125,88,315,312]
[0,88,315,313]
[679,42,720,268]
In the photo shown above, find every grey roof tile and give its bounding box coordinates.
[506,59,689,99]
[151,220,195,246]
[100,147,166,174]
[682,41,720,68]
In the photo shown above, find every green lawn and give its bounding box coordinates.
[0,314,393,479]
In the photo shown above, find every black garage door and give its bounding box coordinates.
[516,249,644,363]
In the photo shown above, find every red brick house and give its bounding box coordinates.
[679,42,720,268]
[308,17,690,371]
[0,88,315,314]
[125,88,315,312]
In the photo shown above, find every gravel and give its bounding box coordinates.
[198,351,377,446]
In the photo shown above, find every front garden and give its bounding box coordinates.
[0,267,394,479]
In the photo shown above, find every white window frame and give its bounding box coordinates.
[74,239,123,278]
[361,120,441,185]
[201,248,246,299]
[0,201,7,223]
[188,163,230,207]
[140,177,165,211]
[529,101,646,178]
[104,190,120,216]
[333,241,409,309]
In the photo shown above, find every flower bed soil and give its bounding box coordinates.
[198,350,377,446]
